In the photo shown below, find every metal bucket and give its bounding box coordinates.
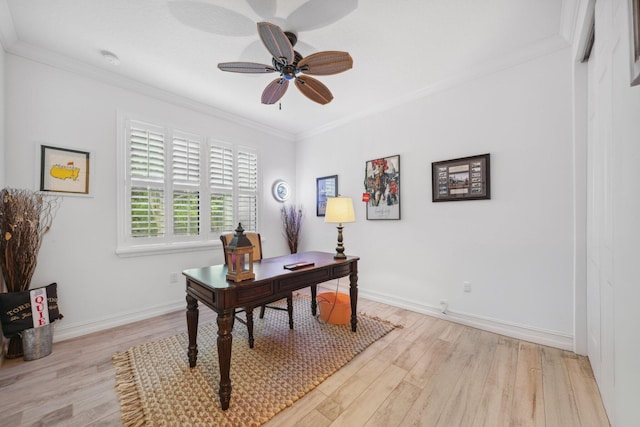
[21,323,53,361]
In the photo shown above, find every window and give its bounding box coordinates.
[208,143,258,233]
[117,115,259,256]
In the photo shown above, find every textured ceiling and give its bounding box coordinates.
[0,0,570,138]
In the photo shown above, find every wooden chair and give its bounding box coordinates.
[220,232,294,348]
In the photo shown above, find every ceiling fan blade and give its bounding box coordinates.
[294,76,334,105]
[298,51,353,75]
[218,62,277,73]
[262,78,289,104]
[257,22,294,65]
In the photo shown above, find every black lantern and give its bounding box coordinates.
[225,223,255,282]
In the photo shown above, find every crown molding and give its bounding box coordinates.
[4,39,295,142]
[1,0,572,144]
[0,0,17,49]
[298,34,571,140]
[560,0,581,43]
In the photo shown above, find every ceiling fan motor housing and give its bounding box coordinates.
[273,51,303,80]
[284,31,297,47]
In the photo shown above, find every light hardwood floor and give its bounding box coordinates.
[0,294,610,426]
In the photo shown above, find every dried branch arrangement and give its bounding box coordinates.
[281,205,303,254]
[0,188,60,293]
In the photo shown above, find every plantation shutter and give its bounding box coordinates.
[209,143,234,233]
[172,133,201,236]
[118,114,262,253]
[129,122,165,238]
[237,148,258,231]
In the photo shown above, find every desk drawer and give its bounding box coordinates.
[331,263,352,278]
[279,269,330,291]
[187,280,215,306]
[236,283,274,305]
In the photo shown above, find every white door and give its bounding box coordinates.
[586,0,616,417]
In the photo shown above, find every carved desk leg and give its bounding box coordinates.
[286,294,294,329]
[310,284,318,316]
[217,311,234,410]
[246,307,255,349]
[186,294,199,368]
[350,263,359,332]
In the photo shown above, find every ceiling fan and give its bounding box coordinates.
[218,22,353,105]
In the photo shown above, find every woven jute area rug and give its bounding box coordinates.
[113,295,397,426]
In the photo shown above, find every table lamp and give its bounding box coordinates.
[324,196,355,259]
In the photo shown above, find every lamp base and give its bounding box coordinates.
[334,224,346,259]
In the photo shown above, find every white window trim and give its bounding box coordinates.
[115,111,260,257]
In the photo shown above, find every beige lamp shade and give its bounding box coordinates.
[324,197,355,224]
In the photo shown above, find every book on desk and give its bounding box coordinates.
[283,261,315,270]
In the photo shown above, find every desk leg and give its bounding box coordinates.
[186,295,199,367]
[286,294,294,329]
[246,307,255,349]
[349,265,359,332]
[217,311,234,410]
[310,284,318,316]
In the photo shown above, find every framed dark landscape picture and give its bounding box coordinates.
[432,153,490,202]
[364,154,400,220]
[316,175,338,216]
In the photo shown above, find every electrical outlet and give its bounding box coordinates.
[463,281,471,292]
[439,299,448,313]
[170,272,179,284]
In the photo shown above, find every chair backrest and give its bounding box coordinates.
[220,232,263,261]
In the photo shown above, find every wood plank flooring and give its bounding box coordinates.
[0,294,610,426]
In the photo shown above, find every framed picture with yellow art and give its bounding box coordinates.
[38,144,93,196]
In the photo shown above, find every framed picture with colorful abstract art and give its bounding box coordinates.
[363,155,400,220]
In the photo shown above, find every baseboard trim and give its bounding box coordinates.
[357,288,574,351]
[51,287,573,351]
[52,300,185,342]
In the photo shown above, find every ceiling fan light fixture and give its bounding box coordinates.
[100,50,120,66]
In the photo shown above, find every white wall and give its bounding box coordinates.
[296,48,575,349]
[4,54,296,341]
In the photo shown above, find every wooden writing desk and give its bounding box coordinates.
[183,251,360,410]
